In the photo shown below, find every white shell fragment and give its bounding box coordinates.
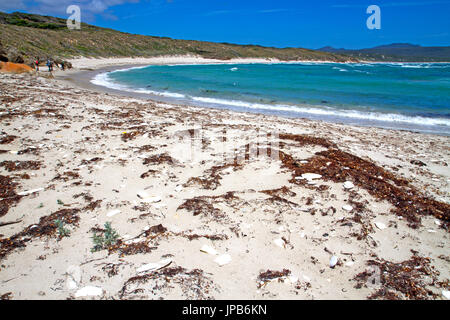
[343,181,354,190]
[214,254,232,266]
[144,196,162,203]
[442,290,450,299]
[106,209,121,217]
[137,191,162,203]
[330,255,338,268]
[74,286,103,298]
[66,265,82,290]
[17,188,44,196]
[342,205,353,212]
[375,222,387,230]
[296,173,322,182]
[200,245,218,255]
[273,238,285,248]
[136,258,172,273]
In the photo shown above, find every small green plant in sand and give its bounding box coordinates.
[57,199,64,205]
[55,219,70,239]
[91,222,120,252]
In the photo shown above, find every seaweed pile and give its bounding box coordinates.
[353,251,440,300]
[107,224,168,257]
[178,197,221,217]
[0,160,42,171]
[257,269,291,288]
[121,131,143,142]
[278,134,450,230]
[0,134,17,144]
[177,193,238,222]
[142,153,176,166]
[119,266,216,299]
[184,162,242,190]
[0,174,21,218]
[0,208,80,260]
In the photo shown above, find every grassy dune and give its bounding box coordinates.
[0,11,355,63]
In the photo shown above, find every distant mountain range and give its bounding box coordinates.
[318,43,450,62]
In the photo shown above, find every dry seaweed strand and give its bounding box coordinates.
[107,224,167,257]
[0,292,12,300]
[353,251,440,300]
[177,193,238,220]
[0,160,42,171]
[0,208,80,260]
[257,269,291,288]
[0,175,22,218]
[0,135,17,144]
[121,131,143,142]
[119,266,214,299]
[277,134,450,230]
[143,153,176,166]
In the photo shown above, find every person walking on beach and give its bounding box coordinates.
[46,59,53,72]
[35,58,39,71]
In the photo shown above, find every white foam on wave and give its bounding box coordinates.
[91,72,185,98]
[91,70,449,129]
[381,62,450,69]
[332,66,348,72]
[111,65,150,73]
[191,96,450,127]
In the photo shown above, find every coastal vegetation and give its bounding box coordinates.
[0,11,354,66]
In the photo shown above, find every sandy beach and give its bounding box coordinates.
[0,57,449,300]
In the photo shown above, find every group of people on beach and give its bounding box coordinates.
[34,58,66,72]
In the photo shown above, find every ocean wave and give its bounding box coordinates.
[190,96,450,127]
[381,62,450,69]
[332,66,348,72]
[91,70,450,129]
[91,72,186,98]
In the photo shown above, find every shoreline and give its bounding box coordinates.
[0,70,449,300]
[55,57,450,137]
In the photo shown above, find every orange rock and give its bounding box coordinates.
[0,61,34,73]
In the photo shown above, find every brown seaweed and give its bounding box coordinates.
[0,208,80,260]
[0,160,42,171]
[0,175,21,218]
[143,153,176,166]
[257,269,291,288]
[279,147,450,230]
[353,251,439,300]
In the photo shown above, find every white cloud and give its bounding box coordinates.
[0,0,27,11]
[332,1,450,8]
[0,0,141,21]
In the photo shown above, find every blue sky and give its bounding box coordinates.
[2,0,450,49]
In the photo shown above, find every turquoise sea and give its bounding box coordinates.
[92,62,450,135]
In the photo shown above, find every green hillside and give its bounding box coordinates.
[0,11,355,66]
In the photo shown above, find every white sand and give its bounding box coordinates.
[66,55,350,70]
[0,68,449,300]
